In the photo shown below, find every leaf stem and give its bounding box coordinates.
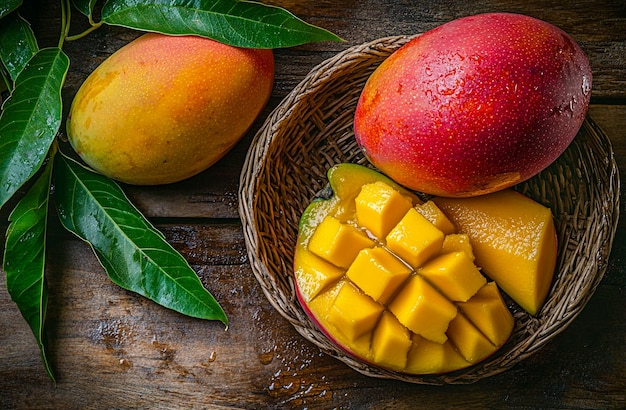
[65,22,103,42]
[59,0,69,49]
[1,68,11,93]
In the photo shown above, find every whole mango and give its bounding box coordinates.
[67,33,274,185]
[354,13,591,197]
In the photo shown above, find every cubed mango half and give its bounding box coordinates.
[294,164,533,376]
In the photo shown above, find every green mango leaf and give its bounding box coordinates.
[0,13,39,81]
[0,0,22,20]
[53,153,228,325]
[71,0,99,20]
[101,0,342,48]
[3,155,55,381]
[0,47,69,211]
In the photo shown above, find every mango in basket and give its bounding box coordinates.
[67,33,274,185]
[294,163,526,374]
[354,12,591,198]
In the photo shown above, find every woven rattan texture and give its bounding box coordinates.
[238,36,620,384]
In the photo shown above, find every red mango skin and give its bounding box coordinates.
[354,13,592,197]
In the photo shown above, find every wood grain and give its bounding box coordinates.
[1,1,625,408]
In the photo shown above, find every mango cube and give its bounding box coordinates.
[328,282,384,342]
[308,279,345,323]
[386,208,445,268]
[416,200,456,235]
[355,181,413,238]
[440,233,475,261]
[308,216,374,269]
[447,311,495,363]
[406,335,470,375]
[346,247,412,304]
[294,250,345,302]
[419,251,486,302]
[389,274,457,343]
[458,282,514,347]
[371,312,412,371]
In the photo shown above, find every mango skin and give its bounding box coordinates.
[67,33,274,185]
[354,13,591,197]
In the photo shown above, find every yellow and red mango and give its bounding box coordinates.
[67,33,274,185]
[354,13,591,197]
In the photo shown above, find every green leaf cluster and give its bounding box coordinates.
[0,0,341,381]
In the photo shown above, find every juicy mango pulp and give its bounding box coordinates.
[434,191,558,315]
[294,164,514,374]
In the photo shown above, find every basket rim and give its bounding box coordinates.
[238,35,621,385]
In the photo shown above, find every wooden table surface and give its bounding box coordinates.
[1,1,625,409]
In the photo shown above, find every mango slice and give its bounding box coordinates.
[434,190,558,315]
[294,164,552,375]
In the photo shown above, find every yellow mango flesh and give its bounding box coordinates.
[372,312,413,371]
[386,208,445,268]
[457,282,514,347]
[67,33,274,185]
[419,251,486,302]
[355,181,413,238]
[294,164,519,375]
[308,215,375,269]
[416,200,456,235]
[293,250,344,302]
[346,247,412,304]
[389,274,457,344]
[441,234,475,260]
[434,189,558,315]
[406,337,470,374]
[328,282,384,342]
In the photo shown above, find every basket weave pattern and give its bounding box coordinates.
[239,36,620,384]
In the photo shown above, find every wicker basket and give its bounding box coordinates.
[238,35,621,384]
